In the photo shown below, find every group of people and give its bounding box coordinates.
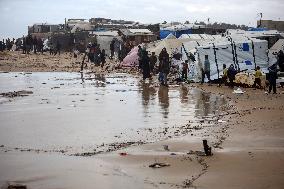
[138,46,171,86]
[22,35,44,54]
[0,35,45,54]
[200,55,238,88]
[135,47,281,93]
[86,42,106,67]
[0,38,25,52]
[48,40,61,56]
[109,38,133,61]
[220,50,284,94]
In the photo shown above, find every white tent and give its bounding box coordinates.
[181,36,269,82]
[270,39,284,54]
[165,33,177,39]
[147,38,184,57]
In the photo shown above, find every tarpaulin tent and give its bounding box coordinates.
[160,24,192,39]
[165,33,177,39]
[147,38,184,57]
[120,47,139,67]
[179,34,222,41]
[269,39,284,54]
[181,36,269,82]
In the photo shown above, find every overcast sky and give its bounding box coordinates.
[0,0,283,39]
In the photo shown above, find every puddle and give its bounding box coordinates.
[0,72,226,153]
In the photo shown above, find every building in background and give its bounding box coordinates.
[257,20,284,32]
[118,29,157,46]
[28,23,60,34]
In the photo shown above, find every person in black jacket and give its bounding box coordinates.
[268,63,278,94]
[277,50,284,72]
[227,64,237,88]
[100,49,106,68]
[149,52,157,74]
[158,48,170,86]
[141,49,151,80]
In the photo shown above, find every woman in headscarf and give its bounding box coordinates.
[141,48,151,80]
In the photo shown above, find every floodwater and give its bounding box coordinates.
[0,72,225,153]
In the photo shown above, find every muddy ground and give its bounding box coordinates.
[0,51,284,189]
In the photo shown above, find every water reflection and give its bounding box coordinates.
[158,86,169,118]
[194,90,226,117]
[179,85,189,104]
[140,82,156,107]
[80,72,85,85]
[94,74,106,83]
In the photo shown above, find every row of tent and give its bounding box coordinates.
[121,30,283,82]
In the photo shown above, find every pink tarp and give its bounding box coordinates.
[120,47,139,67]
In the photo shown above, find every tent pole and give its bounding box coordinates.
[251,39,257,70]
[229,37,236,67]
[233,42,240,71]
[212,43,220,79]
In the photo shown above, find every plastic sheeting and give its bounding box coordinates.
[121,47,139,67]
[182,37,269,82]
[147,39,184,57]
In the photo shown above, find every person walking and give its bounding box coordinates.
[277,50,284,72]
[26,35,33,54]
[268,63,278,94]
[201,55,211,84]
[159,48,170,86]
[141,49,151,80]
[22,36,27,54]
[55,41,61,55]
[149,52,157,74]
[254,66,263,89]
[100,49,106,68]
[138,45,143,70]
[109,39,115,60]
[33,36,37,54]
[219,64,228,86]
[227,64,237,88]
[181,60,189,81]
[37,38,44,54]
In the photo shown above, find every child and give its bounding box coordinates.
[254,66,262,89]
[219,64,228,86]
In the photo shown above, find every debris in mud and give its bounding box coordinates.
[2,182,27,189]
[73,151,103,157]
[203,140,213,156]
[119,152,128,156]
[7,184,27,189]
[182,179,193,188]
[163,145,170,151]
[233,88,245,94]
[0,90,33,98]
[149,162,170,168]
[187,150,206,156]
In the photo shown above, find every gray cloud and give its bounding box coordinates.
[0,0,283,39]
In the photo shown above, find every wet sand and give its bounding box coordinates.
[0,51,284,189]
[194,85,284,189]
[0,51,124,73]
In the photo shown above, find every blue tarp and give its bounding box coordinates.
[243,43,250,51]
[248,27,268,31]
[160,29,192,39]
